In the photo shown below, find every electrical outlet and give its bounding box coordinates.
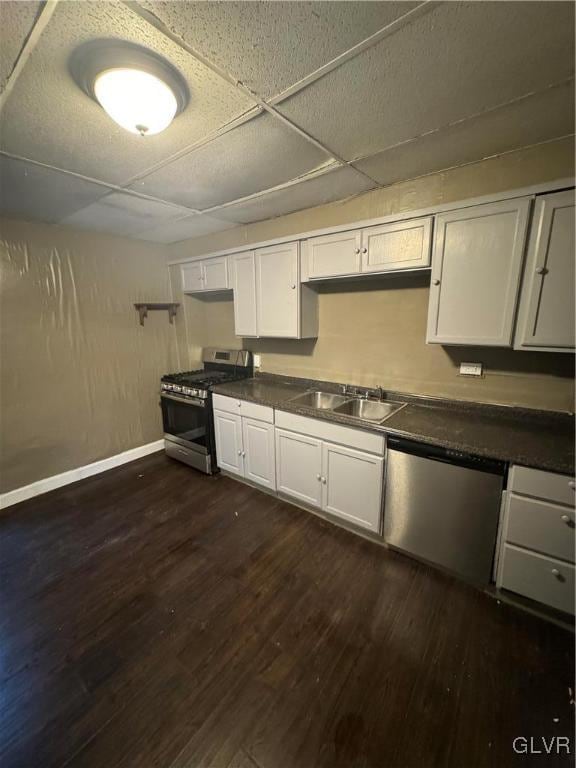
[253,354,261,368]
[459,362,483,377]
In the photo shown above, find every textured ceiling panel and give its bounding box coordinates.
[0,1,42,93]
[0,1,253,185]
[135,213,237,243]
[0,155,110,223]
[138,1,420,99]
[279,1,576,162]
[354,81,576,186]
[129,111,332,209]
[213,167,376,225]
[60,191,187,237]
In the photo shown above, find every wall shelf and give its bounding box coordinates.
[134,302,179,326]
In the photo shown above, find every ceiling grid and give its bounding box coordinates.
[0,0,573,242]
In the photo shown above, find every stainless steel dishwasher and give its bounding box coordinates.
[384,437,506,584]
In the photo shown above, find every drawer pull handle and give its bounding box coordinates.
[550,568,566,582]
[569,480,575,490]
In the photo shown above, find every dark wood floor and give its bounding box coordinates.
[0,453,573,768]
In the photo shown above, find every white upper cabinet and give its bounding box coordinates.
[361,217,432,273]
[256,242,300,337]
[231,251,257,337]
[181,262,203,293]
[305,216,432,280]
[427,198,531,346]
[307,230,362,279]
[181,256,229,293]
[514,190,575,352]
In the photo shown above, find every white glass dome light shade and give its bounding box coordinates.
[93,68,178,136]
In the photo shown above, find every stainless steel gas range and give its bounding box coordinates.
[160,348,252,474]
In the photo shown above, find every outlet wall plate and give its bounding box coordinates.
[459,362,483,377]
[253,354,262,368]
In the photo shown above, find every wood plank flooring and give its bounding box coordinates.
[0,453,573,768]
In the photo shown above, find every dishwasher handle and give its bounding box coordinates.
[387,436,506,475]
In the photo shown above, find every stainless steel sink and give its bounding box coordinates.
[332,398,405,423]
[289,390,350,410]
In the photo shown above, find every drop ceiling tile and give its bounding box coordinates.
[0,154,110,223]
[354,81,576,186]
[0,1,42,93]
[129,112,332,209]
[212,167,376,225]
[136,213,237,244]
[279,1,575,161]
[60,192,187,237]
[0,1,253,185]
[139,1,420,99]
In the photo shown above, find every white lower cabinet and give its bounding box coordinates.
[275,425,384,533]
[214,404,276,490]
[242,418,276,491]
[275,429,322,507]
[497,465,575,614]
[321,442,384,532]
[213,410,243,475]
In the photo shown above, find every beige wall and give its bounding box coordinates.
[0,217,177,494]
[169,138,575,412]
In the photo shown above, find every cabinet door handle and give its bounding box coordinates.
[568,480,575,489]
[432,278,440,286]
[317,474,322,481]
[237,400,241,407]
[551,568,561,578]
[322,477,327,485]
[361,247,367,254]
[242,451,246,457]
[291,284,296,289]
[535,266,548,275]
[237,449,242,456]
[561,514,571,523]
[354,248,360,254]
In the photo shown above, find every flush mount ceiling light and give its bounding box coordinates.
[70,40,189,136]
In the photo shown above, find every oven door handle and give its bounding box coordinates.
[160,393,206,408]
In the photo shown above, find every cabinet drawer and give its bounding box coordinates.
[509,465,575,506]
[275,410,384,455]
[506,493,575,563]
[500,544,575,614]
[212,394,273,424]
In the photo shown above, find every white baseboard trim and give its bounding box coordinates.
[0,439,164,511]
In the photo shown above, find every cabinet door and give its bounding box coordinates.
[231,251,257,337]
[514,190,575,352]
[213,410,243,476]
[242,418,276,490]
[275,428,322,506]
[202,257,229,291]
[256,242,299,337]
[427,198,530,346]
[321,442,383,532]
[361,217,432,273]
[307,230,362,278]
[181,262,203,293]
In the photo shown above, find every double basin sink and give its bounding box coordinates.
[288,389,405,424]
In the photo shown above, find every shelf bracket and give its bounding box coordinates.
[134,302,180,326]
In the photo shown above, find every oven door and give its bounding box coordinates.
[160,393,212,456]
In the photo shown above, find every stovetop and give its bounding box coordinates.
[161,368,251,399]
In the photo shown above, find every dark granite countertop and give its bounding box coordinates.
[212,375,575,475]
